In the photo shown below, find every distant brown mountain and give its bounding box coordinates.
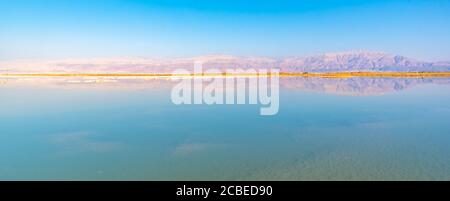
[279,51,450,72]
[1,51,450,73]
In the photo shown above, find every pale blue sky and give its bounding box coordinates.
[1,0,450,61]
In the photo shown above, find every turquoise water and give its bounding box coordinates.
[1,77,450,180]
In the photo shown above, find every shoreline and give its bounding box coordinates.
[1,72,450,78]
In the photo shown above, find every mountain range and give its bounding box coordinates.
[1,51,450,73]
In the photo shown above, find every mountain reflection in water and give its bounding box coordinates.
[2,77,450,96]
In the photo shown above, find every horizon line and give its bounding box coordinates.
[2,72,450,78]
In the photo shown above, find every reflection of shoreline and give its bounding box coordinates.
[2,75,450,96]
[2,71,450,78]
[281,77,450,95]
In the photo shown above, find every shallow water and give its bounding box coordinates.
[1,77,450,180]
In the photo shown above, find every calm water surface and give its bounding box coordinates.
[1,77,450,180]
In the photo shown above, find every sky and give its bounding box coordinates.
[1,0,450,61]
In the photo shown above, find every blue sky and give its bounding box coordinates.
[1,0,450,61]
